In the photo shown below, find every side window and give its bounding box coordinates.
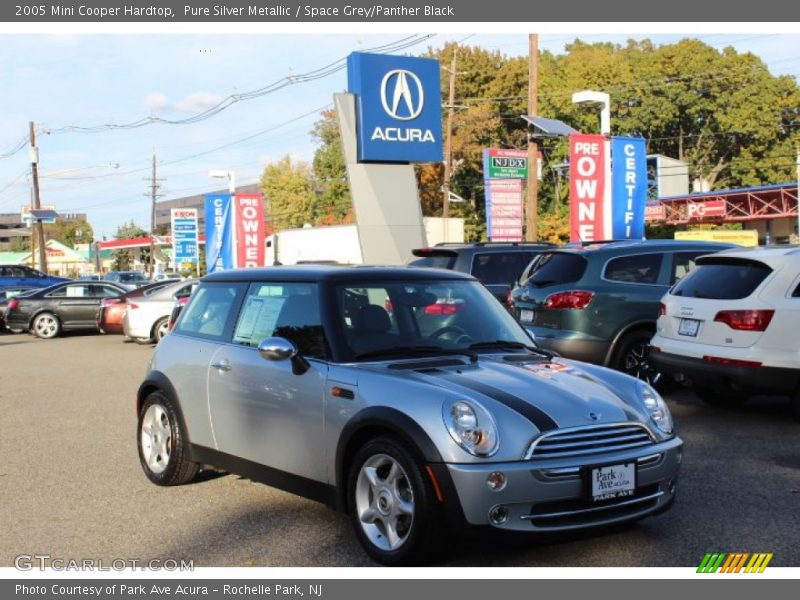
[232,282,326,359]
[92,285,122,298]
[175,283,245,341]
[605,253,664,284]
[793,282,800,298]
[11,266,29,277]
[174,283,196,300]
[670,251,704,285]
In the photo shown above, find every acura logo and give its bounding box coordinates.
[380,69,424,121]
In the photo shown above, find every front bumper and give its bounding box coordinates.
[445,436,682,531]
[651,351,799,395]
[122,311,149,339]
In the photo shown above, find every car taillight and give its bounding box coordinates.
[713,309,774,332]
[128,303,139,310]
[658,303,666,317]
[505,288,513,308]
[544,290,594,310]
[424,302,463,315]
[178,296,190,306]
[7,299,19,310]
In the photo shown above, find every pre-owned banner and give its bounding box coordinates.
[611,137,647,239]
[569,134,609,242]
[234,193,265,268]
[204,194,235,274]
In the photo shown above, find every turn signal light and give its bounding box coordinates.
[713,309,774,332]
[544,290,594,310]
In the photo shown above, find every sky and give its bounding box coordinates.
[0,32,798,239]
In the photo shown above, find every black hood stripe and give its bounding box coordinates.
[428,370,558,432]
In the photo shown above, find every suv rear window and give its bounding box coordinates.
[525,252,587,287]
[671,258,772,300]
[408,254,456,270]
[471,252,537,285]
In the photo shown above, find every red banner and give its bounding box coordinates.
[687,200,726,219]
[569,134,608,242]
[234,193,265,268]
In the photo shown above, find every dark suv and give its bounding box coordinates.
[409,242,554,303]
[509,240,733,383]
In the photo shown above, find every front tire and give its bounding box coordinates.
[612,329,662,386]
[347,436,444,565]
[32,312,61,339]
[137,391,199,486]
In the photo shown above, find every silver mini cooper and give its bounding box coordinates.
[137,266,682,564]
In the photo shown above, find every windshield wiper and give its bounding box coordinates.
[531,279,555,287]
[468,340,555,359]
[354,345,478,362]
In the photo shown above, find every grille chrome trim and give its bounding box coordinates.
[524,422,656,460]
[520,490,664,521]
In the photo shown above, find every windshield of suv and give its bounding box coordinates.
[334,280,534,361]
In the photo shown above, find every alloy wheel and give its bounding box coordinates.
[34,315,58,338]
[140,404,172,474]
[623,341,662,386]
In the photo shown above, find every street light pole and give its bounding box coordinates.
[571,90,611,136]
[29,121,48,274]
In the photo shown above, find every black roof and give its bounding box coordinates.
[549,239,735,256]
[203,264,476,283]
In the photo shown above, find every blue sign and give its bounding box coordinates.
[204,194,235,273]
[347,52,443,163]
[171,209,199,268]
[611,137,647,239]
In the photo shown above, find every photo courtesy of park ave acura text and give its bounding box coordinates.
[1,18,799,572]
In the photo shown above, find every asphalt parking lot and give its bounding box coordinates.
[1,332,799,567]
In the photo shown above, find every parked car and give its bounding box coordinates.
[409,242,555,303]
[137,265,681,565]
[509,240,734,385]
[152,271,183,282]
[650,246,800,415]
[104,271,150,290]
[97,280,177,335]
[4,281,128,339]
[0,264,68,288]
[0,287,35,331]
[123,279,197,343]
[77,274,105,281]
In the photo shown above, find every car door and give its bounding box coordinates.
[46,283,102,327]
[207,281,329,483]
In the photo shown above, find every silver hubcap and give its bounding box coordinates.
[624,342,662,386]
[355,454,414,552]
[35,315,57,337]
[156,320,169,341]
[140,404,172,474]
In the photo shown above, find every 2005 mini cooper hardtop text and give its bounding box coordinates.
[137,266,682,564]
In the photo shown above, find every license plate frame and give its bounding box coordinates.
[519,309,534,323]
[587,463,637,503]
[678,318,700,337]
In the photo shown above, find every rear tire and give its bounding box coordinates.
[32,312,61,339]
[695,386,746,408]
[347,436,445,565]
[153,317,169,342]
[612,329,662,386]
[137,391,199,486]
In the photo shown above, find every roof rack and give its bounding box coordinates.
[433,241,557,248]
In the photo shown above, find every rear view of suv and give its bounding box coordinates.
[409,242,554,303]
[509,240,733,383]
[651,246,800,415]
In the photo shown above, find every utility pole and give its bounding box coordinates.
[526,33,539,242]
[442,49,458,227]
[146,153,164,278]
[796,146,800,243]
[29,121,48,273]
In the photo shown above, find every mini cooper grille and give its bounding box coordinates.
[524,423,655,460]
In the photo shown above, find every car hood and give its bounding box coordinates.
[365,355,648,432]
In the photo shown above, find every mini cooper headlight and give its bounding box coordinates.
[640,383,673,435]
[443,400,499,457]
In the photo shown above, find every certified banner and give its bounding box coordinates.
[204,194,235,274]
[611,137,647,239]
[233,193,265,268]
[170,208,199,270]
[569,134,609,242]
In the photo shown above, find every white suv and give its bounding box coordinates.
[650,246,800,416]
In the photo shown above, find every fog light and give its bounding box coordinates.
[486,471,507,492]
[488,504,509,525]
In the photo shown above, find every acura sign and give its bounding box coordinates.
[347,52,443,162]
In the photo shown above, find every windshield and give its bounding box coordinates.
[119,272,147,282]
[334,280,533,361]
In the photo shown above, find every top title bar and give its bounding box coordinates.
[3,0,799,22]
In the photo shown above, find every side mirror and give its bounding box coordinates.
[257,337,309,375]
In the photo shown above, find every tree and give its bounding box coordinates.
[311,110,354,224]
[111,220,147,271]
[259,156,318,230]
[44,219,93,248]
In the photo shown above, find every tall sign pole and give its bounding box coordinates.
[29,121,48,273]
[442,50,457,223]
[526,34,539,241]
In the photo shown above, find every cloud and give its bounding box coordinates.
[145,92,169,113]
[144,91,222,115]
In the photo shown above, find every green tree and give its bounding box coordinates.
[44,219,93,247]
[311,110,353,224]
[111,220,147,271]
[259,156,318,230]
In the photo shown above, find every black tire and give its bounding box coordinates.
[347,436,445,565]
[134,336,154,345]
[611,329,663,386]
[137,391,199,486]
[153,317,170,343]
[31,312,61,339]
[695,386,746,408]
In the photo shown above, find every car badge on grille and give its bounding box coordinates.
[588,412,601,421]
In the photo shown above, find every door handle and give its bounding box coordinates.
[211,360,232,372]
